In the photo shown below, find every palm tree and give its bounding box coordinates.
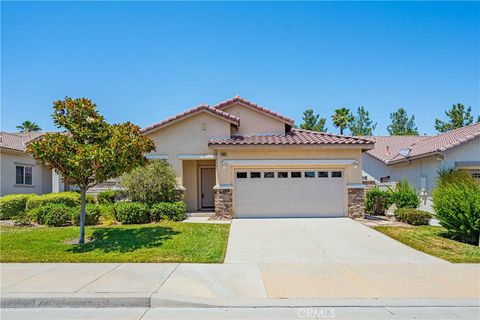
[331,108,354,135]
[16,121,41,132]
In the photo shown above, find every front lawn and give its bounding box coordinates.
[0,222,230,263]
[374,225,480,263]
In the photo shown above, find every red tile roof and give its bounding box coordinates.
[364,122,480,165]
[0,132,50,152]
[213,96,294,125]
[141,104,240,134]
[363,136,430,164]
[209,128,374,146]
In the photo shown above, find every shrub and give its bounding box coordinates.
[0,194,35,219]
[365,188,393,215]
[437,168,477,189]
[114,202,150,224]
[394,208,432,225]
[433,180,480,244]
[13,211,33,226]
[98,204,117,226]
[26,192,81,211]
[150,201,187,221]
[29,203,72,226]
[120,160,177,206]
[392,180,420,209]
[70,204,101,226]
[97,189,118,204]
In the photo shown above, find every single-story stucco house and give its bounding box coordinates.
[141,96,374,219]
[0,132,68,196]
[362,122,480,212]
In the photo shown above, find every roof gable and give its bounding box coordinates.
[141,104,240,134]
[213,96,294,126]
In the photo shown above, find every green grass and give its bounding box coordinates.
[0,222,230,263]
[374,225,480,263]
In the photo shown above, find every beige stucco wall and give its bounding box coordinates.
[215,146,364,185]
[0,149,52,196]
[222,103,287,135]
[145,112,231,185]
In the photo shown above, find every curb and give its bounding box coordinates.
[2,293,479,309]
[1,293,150,308]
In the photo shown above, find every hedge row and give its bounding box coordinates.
[22,201,186,227]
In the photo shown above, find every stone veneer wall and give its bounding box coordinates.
[347,188,365,218]
[214,188,233,219]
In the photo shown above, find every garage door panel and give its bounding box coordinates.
[235,170,344,218]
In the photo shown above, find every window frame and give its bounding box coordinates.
[236,172,248,179]
[15,164,34,186]
[304,171,315,178]
[291,171,302,178]
[250,172,261,179]
[318,171,329,178]
[277,171,288,178]
[331,171,343,178]
[263,172,274,178]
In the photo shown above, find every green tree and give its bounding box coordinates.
[16,121,41,132]
[348,106,377,136]
[331,107,354,135]
[299,109,327,132]
[27,97,155,243]
[434,103,474,133]
[387,108,419,136]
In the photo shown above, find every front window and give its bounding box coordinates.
[15,165,33,185]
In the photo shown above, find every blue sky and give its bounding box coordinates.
[1,1,479,135]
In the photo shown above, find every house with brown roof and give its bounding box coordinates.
[0,132,69,196]
[362,122,480,211]
[142,96,374,218]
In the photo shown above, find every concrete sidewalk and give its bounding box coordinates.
[1,263,479,308]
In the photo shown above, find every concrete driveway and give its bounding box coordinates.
[224,218,446,264]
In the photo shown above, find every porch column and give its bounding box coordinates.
[51,170,65,193]
[213,184,233,219]
[347,184,366,218]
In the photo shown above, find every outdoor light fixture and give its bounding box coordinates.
[353,160,359,168]
[221,160,227,170]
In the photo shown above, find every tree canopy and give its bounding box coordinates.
[434,103,474,133]
[299,109,327,132]
[27,97,155,243]
[331,108,354,135]
[16,121,41,132]
[348,106,377,136]
[387,107,419,136]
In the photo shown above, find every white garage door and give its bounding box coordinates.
[235,170,345,218]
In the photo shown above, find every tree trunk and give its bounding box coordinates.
[79,188,86,244]
[340,127,344,135]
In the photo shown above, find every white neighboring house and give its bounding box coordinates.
[0,132,68,196]
[362,122,480,212]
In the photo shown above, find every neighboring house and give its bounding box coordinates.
[362,122,480,212]
[141,96,374,218]
[0,132,67,196]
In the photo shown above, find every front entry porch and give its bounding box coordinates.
[181,159,216,212]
